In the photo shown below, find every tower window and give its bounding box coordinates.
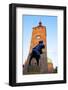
[35,35,41,39]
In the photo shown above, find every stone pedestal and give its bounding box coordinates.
[23,49,48,75]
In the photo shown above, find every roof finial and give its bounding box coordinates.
[39,21,42,26]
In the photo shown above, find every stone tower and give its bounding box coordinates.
[23,22,48,74]
[30,21,47,53]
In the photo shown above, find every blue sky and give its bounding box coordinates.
[22,15,58,68]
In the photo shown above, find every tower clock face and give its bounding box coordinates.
[35,35,41,40]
